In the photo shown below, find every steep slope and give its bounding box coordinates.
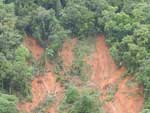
[89,36,144,113]
[18,37,63,113]
[18,37,77,113]
[47,38,77,113]
[59,38,77,68]
[18,36,143,113]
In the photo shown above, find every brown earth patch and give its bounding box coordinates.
[89,36,144,113]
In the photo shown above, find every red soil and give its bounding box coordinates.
[24,37,44,60]
[89,36,144,113]
[19,36,144,113]
[18,37,64,113]
[47,38,77,113]
[59,38,77,68]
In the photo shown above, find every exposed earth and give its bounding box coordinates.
[18,36,144,113]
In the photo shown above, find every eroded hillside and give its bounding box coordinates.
[89,36,144,113]
[18,36,144,113]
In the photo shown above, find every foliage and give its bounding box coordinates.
[1,0,150,112]
[0,93,18,113]
[102,1,150,110]
[137,59,150,108]
[0,1,22,56]
[0,1,33,98]
[0,45,33,97]
[65,86,79,104]
[45,27,68,59]
[59,86,103,113]
[72,92,103,113]
[13,0,38,33]
[60,2,95,36]
[140,109,150,113]
[30,8,58,41]
[104,12,136,39]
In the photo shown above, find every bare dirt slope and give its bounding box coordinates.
[24,37,44,60]
[19,36,143,113]
[59,38,77,68]
[89,36,144,113]
[18,37,76,113]
[18,37,63,113]
[47,38,77,113]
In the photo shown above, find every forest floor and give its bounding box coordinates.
[18,36,144,113]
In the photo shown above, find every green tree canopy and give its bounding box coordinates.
[0,93,18,113]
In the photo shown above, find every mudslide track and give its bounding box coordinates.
[18,36,144,113]
[18,37,64,113]
[18,37,76,113]
[89,36,144,113]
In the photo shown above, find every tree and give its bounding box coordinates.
[84,0,110,33]
[0,45,33,96]
[34,0,54,9]
[46,27,68,59]
[30,8,57,40]
[0,1,33,97]
[69,91,103,113]
[14,0,38,33]
[0,1,22,55]
[55,0,62,17]
[104,12,136,39]
[0,93,18,113]
[137,58,150,109]
[59,87,103,113]
[60,2,95,36]
[1,0,150,111]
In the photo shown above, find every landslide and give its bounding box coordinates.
[18,37,64,113]
[18,36,144,113]
[89,36,144,113]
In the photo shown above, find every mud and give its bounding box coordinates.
[18,37,76,113]
[18,37,63,113]
[89,36,144,113]
[59,38,77,68]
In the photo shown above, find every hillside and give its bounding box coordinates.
[0,0,150,113]
[17,36,144,113]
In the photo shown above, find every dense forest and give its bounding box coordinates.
[0,0,150,113]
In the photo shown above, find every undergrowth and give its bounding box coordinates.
[58,86,104,113]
